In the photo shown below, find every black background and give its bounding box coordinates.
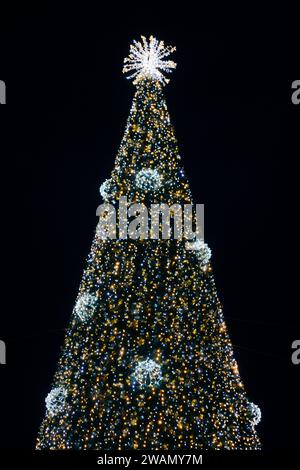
[0,4,299,452]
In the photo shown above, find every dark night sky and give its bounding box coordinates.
[0,5,299,451]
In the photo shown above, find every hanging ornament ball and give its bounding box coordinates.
[99,178,116,202]
[135,168,162,192]
[249,402,262,426]
[45,386,67,416]
[132,358,162,388]
[73,292,98,322]
[185,239,212,266]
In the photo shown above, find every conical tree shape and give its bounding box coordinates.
[36,38,261,450]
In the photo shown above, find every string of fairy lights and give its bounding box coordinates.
[36,36,261,450]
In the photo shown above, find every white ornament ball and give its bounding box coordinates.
[99,178,116,201]
[73,292,98,322]
[45,386,67,416]
[132,358,162,387]
[135,168,162,192]
[185,239,212,266]
[249,402,262,426]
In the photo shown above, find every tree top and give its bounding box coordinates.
[123,35,176,86]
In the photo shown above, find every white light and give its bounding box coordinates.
[185,239,212,266]
[123,36,176,85]
[99,178,115,202]
[45,386,67,416]
[73,293,98,322]
[132,358,162,387]
[249,402,262,426]
[135,168,162,192]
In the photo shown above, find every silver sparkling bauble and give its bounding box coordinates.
[132,358,162,387]
[45,386,67,416]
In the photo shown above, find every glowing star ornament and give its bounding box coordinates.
[73,292,98,322]
[132,359,162,387]
[123,35,176,85]
[249,402,262,426]
[45,386,67,416]
[135,168,162,192]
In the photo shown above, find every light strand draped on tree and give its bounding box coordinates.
[36,36,261,450]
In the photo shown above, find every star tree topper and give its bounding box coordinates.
[123,35,176,85]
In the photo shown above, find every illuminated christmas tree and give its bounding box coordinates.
[36,36,261,450]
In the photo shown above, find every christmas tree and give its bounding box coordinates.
[36,36,261,450]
